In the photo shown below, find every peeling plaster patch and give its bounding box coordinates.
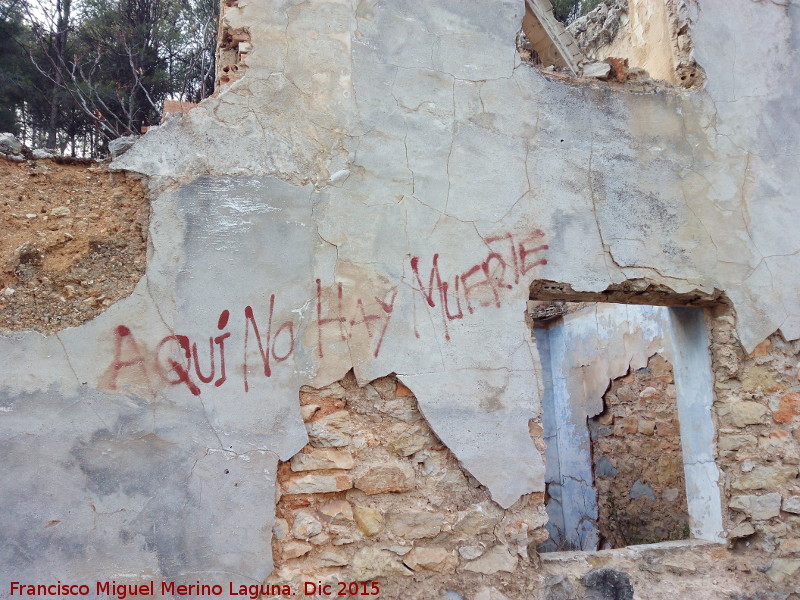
[401,368,545,510]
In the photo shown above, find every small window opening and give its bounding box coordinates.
[518,0,704,89]
[531,300,723,552]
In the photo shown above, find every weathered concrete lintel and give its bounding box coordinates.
[524,0,585,74]
[540,538,723,562]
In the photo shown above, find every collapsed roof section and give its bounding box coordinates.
[521,0,586,75]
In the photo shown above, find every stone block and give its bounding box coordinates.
[730,465,797,490]
[728,521,756,539]
[318,499,353,522]
[730,401,767,427]
[317,551,349,567]
[774,392,800,423]
[306,410,352,447]
[718,433,757,451]
[308,532,330,545]
[388,510,441,539]
[622,416,638,434]
[386,422,437,456]
[782,496,800,514]
[765,558,800,584]
[583,62,612,80]
[352,548,412,580]
[330,525,356,546]
[454,502,503,536]
[402,547,457,573]
[639,386,660,400]
[458,545,484,560]
[629,480,656,501]
[380,400,420,423]
[292,511,322,540]
[655,419,678,437]
[282,541,312,559]
[742,366,783,393]
[290,448,354,472]
[729,493,782,520]
[617,386,638,404]
[779,539,800,555]
[300,404,319,421]
[283,472,353,495]
[662,488,680,503]
[273,518,289,540]
[353,505,383,536]
[595,457,617,478]
[462,545,517,574]
[637,419,655,435]
[581,568,634,600]
[354,463,415,495]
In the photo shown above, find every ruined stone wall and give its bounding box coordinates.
[710,316,800,573]
[2,0,800,598]
[215,0,250,89]
[567,0,703,87]
[592,353,690,548]
[270,373,549,598]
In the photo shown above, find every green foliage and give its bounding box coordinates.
[0,0,219,155]
[551,0,604,24]
[0,1,34,133]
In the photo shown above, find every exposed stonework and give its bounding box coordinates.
[539,540,800,600]
[568,0,630,57]
[592,353,691,547]
[566,0,705,88]
[709,316,800,555]
[215,1,251,90]
[161,100,198,123]
[270,373,549,598]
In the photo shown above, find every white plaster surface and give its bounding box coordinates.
[1,0,797,587]
[668,307,724,542]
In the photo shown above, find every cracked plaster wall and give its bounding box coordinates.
[1,0,799,591]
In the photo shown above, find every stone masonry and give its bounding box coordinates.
[592,353,690,548]
[710,316,800,570]
[270,373,549,599]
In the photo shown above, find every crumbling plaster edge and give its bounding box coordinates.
[539,537,723,563]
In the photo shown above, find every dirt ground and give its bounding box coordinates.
[0,156,148,333]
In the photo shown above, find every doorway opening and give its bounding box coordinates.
[531,300,723,551]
